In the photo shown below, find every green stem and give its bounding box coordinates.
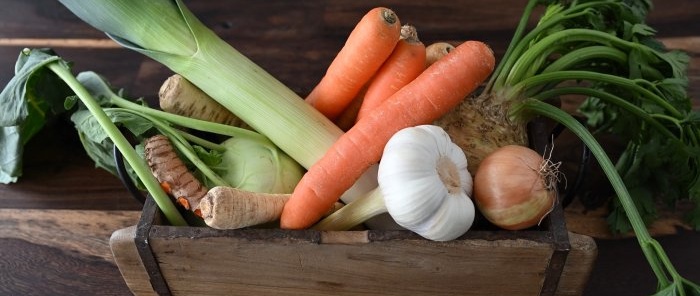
[485,0,539,92]
[504,28,651,87]
[541,46,628,74]
[177,131,226,152]
[530,87,680,140]
[313,187,387,231]
[48,64,187,226]
[109,94,267,142]
[614,142,639,180]
[493,1,616,90]
[507,70,683,118]
[108,108,228,187]
[512,99,673,287]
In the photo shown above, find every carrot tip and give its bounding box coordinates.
[381,8,398,25]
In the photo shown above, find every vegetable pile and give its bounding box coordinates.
[1,0,698,294]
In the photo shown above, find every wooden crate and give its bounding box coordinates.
[109,122,597,296]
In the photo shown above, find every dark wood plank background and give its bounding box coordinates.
[0,0,698,295]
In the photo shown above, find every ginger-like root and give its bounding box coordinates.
[144,134,208,216]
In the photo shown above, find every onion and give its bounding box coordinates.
[473,145,559,230]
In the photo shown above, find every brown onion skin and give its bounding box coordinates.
[473,145,556,230]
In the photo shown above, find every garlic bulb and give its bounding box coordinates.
[378,125,475,241]
[312,125,474,241]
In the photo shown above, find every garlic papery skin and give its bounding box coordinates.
[378,125,475,241]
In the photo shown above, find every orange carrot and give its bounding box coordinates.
[355,25,426,122]
[305,7,402,120]
[280,41,496,229]
[333,86,367,131]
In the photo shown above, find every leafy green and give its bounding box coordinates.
[0,49,72,183]
[490,0,697,232]
[0,49,188,225]
[71,71,303,193]
[70,109,154,178]
[491,0,699,294]
[1,46,305,224]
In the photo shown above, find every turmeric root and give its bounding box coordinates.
[200,186,344,230]
[159,74,245,127]
[144,134,208,216]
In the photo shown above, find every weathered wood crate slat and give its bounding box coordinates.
[109,122,597,296]
[110,198,596,295]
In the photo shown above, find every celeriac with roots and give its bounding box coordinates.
[433,0,699,294]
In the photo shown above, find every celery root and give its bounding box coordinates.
[434,93,527,175]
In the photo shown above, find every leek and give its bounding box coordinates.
[57,0,378,203]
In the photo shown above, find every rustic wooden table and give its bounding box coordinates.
[1,0,698,295]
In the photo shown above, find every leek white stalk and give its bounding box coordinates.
[314,125,475,241]
[58,0,378,203]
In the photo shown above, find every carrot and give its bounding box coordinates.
[280,41,496,229]
[355,25,426,122]
[144,134,208,216]
[305,7,402,120]
[425,42,455,67]
[333,86,367,131]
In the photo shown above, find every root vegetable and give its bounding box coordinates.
[200,186,344,230]
[435,94,528,175]
[333,87,366,131]
[355,25,426,122]
[159,74,244,127]
[281,40,495,230]
[305,7,402,120]
[199,186,290,229]
[473,145,558,230]
[425,42,455,67]
[144,134,208,216]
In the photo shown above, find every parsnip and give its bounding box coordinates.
[159,74,245,127]
[425,42,455,67]
[200,186,344,230]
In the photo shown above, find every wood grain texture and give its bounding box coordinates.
[556,233,598,296]
[0,238,129,296]
[108,226,592,296]
[110,226,158,296]
[0,209,140,295]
